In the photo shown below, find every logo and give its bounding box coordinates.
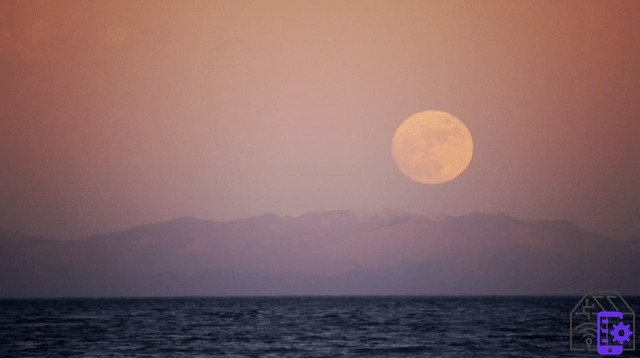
[570,291,635,355]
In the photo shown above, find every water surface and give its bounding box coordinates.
[1,296,637,357]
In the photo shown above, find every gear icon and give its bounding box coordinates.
[611,323,633,344]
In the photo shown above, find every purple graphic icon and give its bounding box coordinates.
[597,312,624,355]
[570,291,635,353]
[611,323,633,344]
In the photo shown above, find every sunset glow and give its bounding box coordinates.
[0,0,638,240]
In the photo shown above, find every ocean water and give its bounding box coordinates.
[0,296,638,357]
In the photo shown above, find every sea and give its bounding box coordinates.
[1,296,638,357]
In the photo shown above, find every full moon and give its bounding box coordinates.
[392,111,473,184]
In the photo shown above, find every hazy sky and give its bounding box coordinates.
[1,0,638,240]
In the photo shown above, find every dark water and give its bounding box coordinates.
[0,296,638,357]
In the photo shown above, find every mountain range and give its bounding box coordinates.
[1,209,638,297]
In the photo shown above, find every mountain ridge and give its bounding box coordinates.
[1,209,638,297]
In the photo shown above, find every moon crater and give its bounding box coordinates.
[392,111,473,184]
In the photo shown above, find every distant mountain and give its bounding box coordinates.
[1,209,639,297]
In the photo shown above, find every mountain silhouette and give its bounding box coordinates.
[1,209,638,297]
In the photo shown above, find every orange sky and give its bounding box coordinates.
[1,0,638,240]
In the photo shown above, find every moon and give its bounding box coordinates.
[392,111,473,184]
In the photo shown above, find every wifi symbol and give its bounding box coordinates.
[576,322,598,337]
[575,322,598,349]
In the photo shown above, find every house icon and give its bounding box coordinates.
[570,291,635,352]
